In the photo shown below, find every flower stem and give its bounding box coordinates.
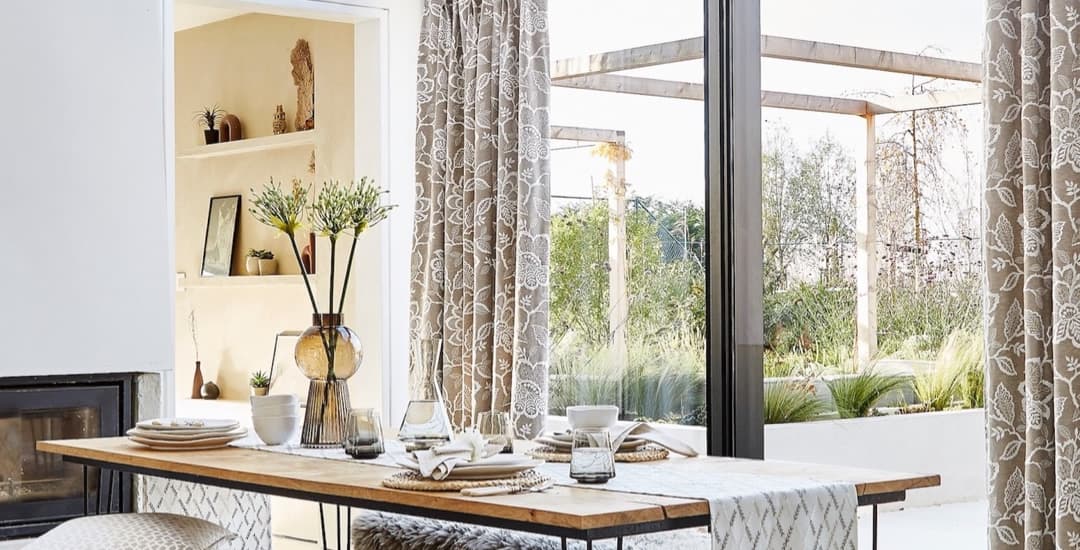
[288,233,319,315]
[338,235,359,315]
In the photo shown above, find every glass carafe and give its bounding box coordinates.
[398,338,452,450]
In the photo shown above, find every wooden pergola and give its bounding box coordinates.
[551,35,982,367]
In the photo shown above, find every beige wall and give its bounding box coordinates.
[174,13,384,405]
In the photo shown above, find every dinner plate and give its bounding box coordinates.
[127,441,238,451]
[394,454,543,480]
[128,431,246,449]
[536,436,646,452]
[126,427,247,441]
[136,418,239,432]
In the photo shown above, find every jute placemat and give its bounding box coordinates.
[382,470,551,492]
[527,445,669,463]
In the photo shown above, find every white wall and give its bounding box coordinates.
[0,1,174,378]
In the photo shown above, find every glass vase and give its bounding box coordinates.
[294,313,361,448]
[398,338,452,450]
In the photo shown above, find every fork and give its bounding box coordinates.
[460,480,554,497]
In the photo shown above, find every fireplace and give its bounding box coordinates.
[0,374,137,539]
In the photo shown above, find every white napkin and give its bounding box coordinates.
[414,442,505,480]
[611,422,698,456]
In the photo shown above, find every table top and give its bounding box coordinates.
[38,437,940,532]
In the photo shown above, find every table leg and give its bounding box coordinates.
[82,465,88,517]
[586,540,593,550]
[872,504,878,550]
[319,503,328,550]
[347,506,352,549]
[617,537,624,550]
[561,537,567,550]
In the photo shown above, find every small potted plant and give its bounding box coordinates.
[250,371,271,396]
[246,249,265,275]
[194,105,225,144]
[258,250,278,275]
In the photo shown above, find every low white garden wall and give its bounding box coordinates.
[546,407,986,508]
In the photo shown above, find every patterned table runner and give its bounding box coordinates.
[236,441,857,549]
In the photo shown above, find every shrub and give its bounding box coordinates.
[826,370,909,418]
[764,382,829,424]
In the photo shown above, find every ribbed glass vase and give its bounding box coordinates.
[294,313,362,448]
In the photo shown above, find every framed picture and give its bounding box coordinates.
[201,195,241,277]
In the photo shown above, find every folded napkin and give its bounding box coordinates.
[414,442,505,480]
[611,422,698,457]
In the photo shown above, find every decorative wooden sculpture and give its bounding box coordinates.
[290,39,315,131]
[273,105,288,135]
[219,114,242,142]
[308,151,316,174]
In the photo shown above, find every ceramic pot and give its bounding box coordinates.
[203,129,219,145]
[258,259,278,275]
[246,257,260,275]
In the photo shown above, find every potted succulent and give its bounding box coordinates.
[194,105,225,144]
[246,249,266,275]
[257,250,278,275]
[250,370,271,396]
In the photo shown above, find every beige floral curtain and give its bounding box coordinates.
[410,0,551,438]
[986,0,1080,547]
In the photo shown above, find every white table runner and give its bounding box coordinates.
[235,441,858,549]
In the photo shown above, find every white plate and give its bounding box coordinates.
[536,436,645,452]
[136,418,239,432]
[129,432,246,449]
[394,455,543,480]
[128,441,237,451]
[126,427,247,441]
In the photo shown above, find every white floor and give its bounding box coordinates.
[0,500,988,550]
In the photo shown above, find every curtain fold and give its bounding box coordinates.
[411,0,551,438]
[986,0,1080,547]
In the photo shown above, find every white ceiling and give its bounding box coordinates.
[174,3,249,32]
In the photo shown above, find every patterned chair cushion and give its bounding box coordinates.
[24,513,236,550]
[351,511,710,550]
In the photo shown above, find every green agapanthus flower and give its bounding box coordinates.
[249,178,308,236]
[310,180,353,240]
[348,177,396,234]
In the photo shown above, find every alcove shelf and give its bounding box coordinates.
[177,129,316,160]
[176,274,310,289]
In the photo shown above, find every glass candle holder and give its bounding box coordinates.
[476,411,514,454]
[344,408,384,459]
[569,428,616,484]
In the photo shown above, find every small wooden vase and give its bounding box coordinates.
[191,361,204,399]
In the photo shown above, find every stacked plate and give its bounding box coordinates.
[127,418,246,451]
[394,453,543,481]
[536,432,648,452]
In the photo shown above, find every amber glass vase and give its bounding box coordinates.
[294,313,362,448]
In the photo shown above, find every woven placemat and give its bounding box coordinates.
[527,445,669,463]
[382,469,551,492]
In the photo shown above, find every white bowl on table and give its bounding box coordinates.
[252,415,300,445]
[251,403,300,417]
[251,394,298,409]
[565,405,620,430]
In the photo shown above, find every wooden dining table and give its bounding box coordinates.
[38,437,940,550]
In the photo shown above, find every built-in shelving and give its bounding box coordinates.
[177,130,316,160]
[177,274,309,289]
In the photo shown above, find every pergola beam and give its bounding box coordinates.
[550,125,624,143]
[552,35,981,83]
[553,74,981,116]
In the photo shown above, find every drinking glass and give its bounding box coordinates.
[476,411,514,454]
[344,408,384,459]
[569,428,616,483]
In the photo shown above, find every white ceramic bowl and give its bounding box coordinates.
[250,394,298,409]
[252,415,300,446]
[251,403,300,417]
[565,405,620,429]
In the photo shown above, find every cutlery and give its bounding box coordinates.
[460,480,554,497]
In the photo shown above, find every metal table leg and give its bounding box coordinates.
[319,503,328,550]
[82,465,89,516]
[872,504,878,550]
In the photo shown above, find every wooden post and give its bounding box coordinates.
[609,133,629,371]
[856,115,878,367]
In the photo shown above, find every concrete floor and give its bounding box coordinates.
[0,500,988,550]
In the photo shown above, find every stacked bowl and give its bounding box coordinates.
[251,394,300,445]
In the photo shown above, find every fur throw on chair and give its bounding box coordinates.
[351,511,709,550]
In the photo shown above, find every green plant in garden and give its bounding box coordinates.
[934,329,984,409]
[826,369,909,418]
[764,382,829,424]
[912,365,962,412]
[249,370,270,388]
[961,364,985,409]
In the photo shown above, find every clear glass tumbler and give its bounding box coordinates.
[476,411,514,454]
[569,428,616,483]
[344,408,385,459]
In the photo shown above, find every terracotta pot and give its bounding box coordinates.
[246,257,260,275]
[258,259,278,275]
[251,387,269,397]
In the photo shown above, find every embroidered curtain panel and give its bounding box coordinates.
[985,0,1080,546]
[410,0,551,438]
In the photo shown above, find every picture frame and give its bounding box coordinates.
[201,195,241,277]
